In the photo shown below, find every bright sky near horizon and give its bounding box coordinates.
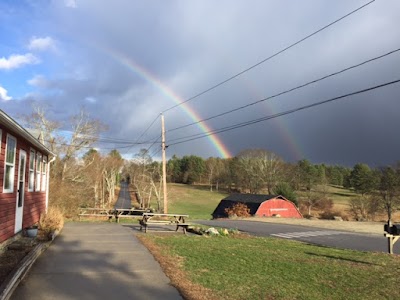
[1,0,400,166]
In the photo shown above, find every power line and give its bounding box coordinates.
[150,147,162,159]
[162,0,376,113]
[167,78,400,146]
[146,135,162,157]
[167,47,400,133]
[133,114,160,144]
[121,114,160,156]
[44,140,148,150]
[51,128,156,145]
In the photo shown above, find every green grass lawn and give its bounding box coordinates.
[143,234,400,300]
[166,183,228,219]
[325,185,357,206]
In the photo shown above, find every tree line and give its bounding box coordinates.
[24,105,400,221]
[22,105,123,216]
[165,149,400,221]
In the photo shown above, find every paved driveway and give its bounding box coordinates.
[12,223,182,300]
[196,219,399,254]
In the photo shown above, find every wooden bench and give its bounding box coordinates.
[78,208,114,221]
[139,213,189,234]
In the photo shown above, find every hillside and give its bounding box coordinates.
[165,183,358,220]
[167,183,228,219]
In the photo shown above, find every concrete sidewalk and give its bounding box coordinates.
[11,222,182,300]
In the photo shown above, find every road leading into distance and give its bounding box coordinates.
[114,182,132,210]
[196,219,399,254]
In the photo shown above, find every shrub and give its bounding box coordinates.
[314,197,334,211]
[319,210,349,221]
[38,206,64,240]
[349,196,380,221]
[225,203,250,218]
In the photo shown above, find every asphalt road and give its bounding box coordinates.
[114,182,132,209]
[196,219,400,254]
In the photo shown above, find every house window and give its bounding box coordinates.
[35,152,42,192]
[28,149,35,191]
[4,134,17,193]
[41,156,47,191]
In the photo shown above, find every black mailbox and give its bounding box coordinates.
[384,224,400,235]
[393,225,400,235]
[384,224,389,233]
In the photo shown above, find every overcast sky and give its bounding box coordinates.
[1,0,400,167]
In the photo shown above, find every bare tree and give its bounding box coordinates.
[82,149,105,207]
[378,166,400,222]
[205,157,226,191]
[61,108,107,181]
[20,105,108,215]
[234,149,284,194]
[126,149,162,211]
[21,103,61,153]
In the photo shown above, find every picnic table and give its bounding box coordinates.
[78,208,115,221]
[139,213,190,234]
[114,208,147,223]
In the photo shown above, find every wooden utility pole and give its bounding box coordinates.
[161,113,168,213]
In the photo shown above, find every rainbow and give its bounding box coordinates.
[104,49,232,158]
[239,75,303,161]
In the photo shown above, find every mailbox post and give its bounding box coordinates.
[384,220,400,254]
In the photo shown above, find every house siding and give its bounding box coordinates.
[0,125,48,243]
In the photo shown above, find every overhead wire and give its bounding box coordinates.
[50,128,156,145]
[167,47,400,133]
[121,114,160,156]
[167,78,400,146]
[124,0,376,158]
[146,134,162,159]
[42,139,152,150]
[162,0,376,113]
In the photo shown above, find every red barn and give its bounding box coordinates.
[212,194,302,219]
[0,110,54,243]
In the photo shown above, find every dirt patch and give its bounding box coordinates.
[137,234,218,300]
[244,217,385,235]
[0,239,36,286]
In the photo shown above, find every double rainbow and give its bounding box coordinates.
[106,49,232,158]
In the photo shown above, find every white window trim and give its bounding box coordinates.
[3,134,17,193]
[35,152,42,192]
[28,148,35,192]
[41,155,47,192]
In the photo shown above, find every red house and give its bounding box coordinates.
[0,110,54,243]
[212,194,302,219]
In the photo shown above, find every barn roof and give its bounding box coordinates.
[212,194,289,218]
[222,194,283,203]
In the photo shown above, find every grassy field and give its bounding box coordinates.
[137,184,398,299]
[164,183,357,220]
[167,183,228,219]
[139,233,400,300]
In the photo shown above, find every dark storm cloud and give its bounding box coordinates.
[2,0,400,166]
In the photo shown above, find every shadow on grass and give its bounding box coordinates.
[305,252,378,265]
[177,183,229,194]
[332,192,354,198]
